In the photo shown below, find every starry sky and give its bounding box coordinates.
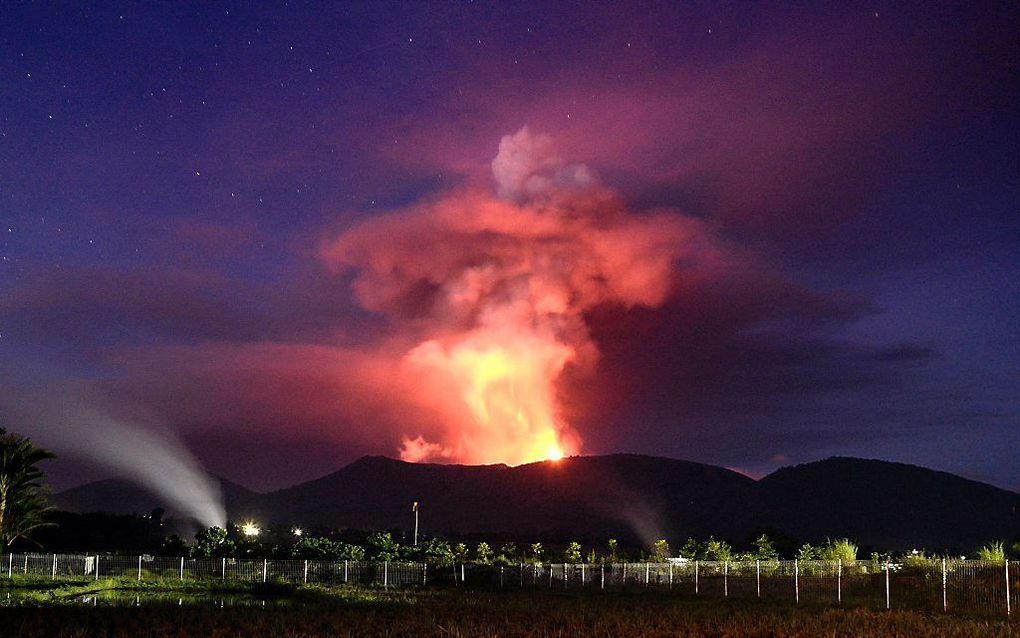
[1,1,1017,493]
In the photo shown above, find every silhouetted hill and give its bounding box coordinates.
[238,454,754,545]
[54,455,1020,551]
[750,457,1020,550]
[53,476,256,519]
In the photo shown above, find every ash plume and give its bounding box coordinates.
[321,127,721,465]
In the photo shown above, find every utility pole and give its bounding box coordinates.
[412,501,419,546]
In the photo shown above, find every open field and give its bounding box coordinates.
[1,579,1017,638]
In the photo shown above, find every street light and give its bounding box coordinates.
[412,501,419,546]
[241,521,261,537]
[292,527,303,537]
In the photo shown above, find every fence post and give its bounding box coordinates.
[303,560,308,584]
[601,564,605,589]
[137,555,142,581]
[263,559,268,583]
[8,552,12,578]
[884,562,890,610]
[222,557,226,581]
[695,560,699,595]
[837,559,842,604]
[454,563,458,586]
[941,558,947,612]
[500,565,504,589]
[51,554,56,579]
[1006,560,1011,618]
[645,562,649,587]
[423,562,427,586]
[384,561,388,589]
[756,560,760,598]
[520,562,524,588]
[581,563,585,586]
[180,556,184,581]
[794,559,799,604]
[549,564,553,588]
[564,563,568,589]
[622,563,626,584]
[724,561,729,597]
[95,555,100,581]
[462,562,465,585]
[669,562,673,590]
[345,560,349,583]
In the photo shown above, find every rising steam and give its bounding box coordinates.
[2,388,226,528]
[323,127,710,465]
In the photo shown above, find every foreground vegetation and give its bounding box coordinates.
[0,581,1016,638]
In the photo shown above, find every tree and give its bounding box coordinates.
[192,526,234,558]
[651,539,671,561]
[413,538,454,566]
[679,538,701,560]
[752,534,780,561]
[530,542,544,563]
[335,541,366,561]
[0,428,56,549]
[160,535,188,556]
[290,536,340,560]
[453,542,470,563]
[563,541,582,563]
[366,532,400,561]
[796,543,821,561]
[474,541,493,564]
[703,537,733,561]
[495,542,518,565]
[607,538,619,562]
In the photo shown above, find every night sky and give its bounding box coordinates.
[1,2,1017,493]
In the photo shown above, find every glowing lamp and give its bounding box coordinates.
[241,521,261,537]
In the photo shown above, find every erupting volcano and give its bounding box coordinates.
[322,128,711,465]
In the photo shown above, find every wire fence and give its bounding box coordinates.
[1,553,1015,618]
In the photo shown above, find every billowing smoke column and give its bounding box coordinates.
[323,127,706,465]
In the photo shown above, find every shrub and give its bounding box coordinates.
[820,539,858,562]
[899,549,932,567]
[975,541,1005,561]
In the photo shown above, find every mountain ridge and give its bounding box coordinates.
[54,454,1020,551]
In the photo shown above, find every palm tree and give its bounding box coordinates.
[0,428,56,549]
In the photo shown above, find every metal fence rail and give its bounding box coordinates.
[0,553,1014,618]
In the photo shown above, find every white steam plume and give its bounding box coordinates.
[2,389,225,529]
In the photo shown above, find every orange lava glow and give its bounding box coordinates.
[400,326,581,465]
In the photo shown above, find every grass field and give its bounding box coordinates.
[1,578,1017,637]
